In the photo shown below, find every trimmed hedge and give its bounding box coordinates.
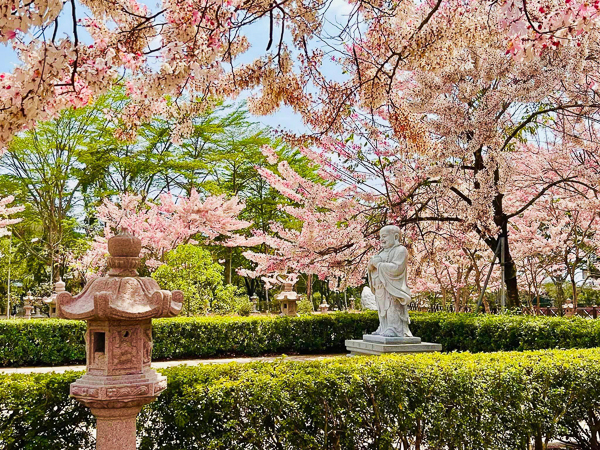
[3,312,600,367]
[2,349,600,449]
[0,313,378,367]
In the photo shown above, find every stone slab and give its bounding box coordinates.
[363,334,421,344]
[345,339,442,356]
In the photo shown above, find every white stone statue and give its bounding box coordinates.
[367,225,412,338]
[360,286,378,310]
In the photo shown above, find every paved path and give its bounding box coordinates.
[0,354,346,374]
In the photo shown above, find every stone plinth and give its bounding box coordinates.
[363,334,422,344]
[345,337,442,355]
[57,233,183,450]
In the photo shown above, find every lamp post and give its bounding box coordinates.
[349,296,356,310]
[7,238,10,319]
[5,233,12,319]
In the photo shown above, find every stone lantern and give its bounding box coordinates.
[349,296,356,310]
[250,294,259,313]
[44,278,66,318]
[23,291,34,319]
[275,276,299,316]
[56,233,183,450]
[318,300,330,313]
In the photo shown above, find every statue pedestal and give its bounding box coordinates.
[345,334,441,355]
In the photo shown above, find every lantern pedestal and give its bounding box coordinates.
[92,406,141,450]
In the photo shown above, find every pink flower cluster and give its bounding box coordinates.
[72,190,249,275]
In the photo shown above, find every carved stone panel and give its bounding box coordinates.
[110,326,141,374]
[142,327,153,365]
[71,386,100,398]
[106,385,149,398]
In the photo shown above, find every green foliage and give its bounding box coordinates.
[0,319,87,367]
[0,371,93,449]
[6,312,600,367]
[297,298,314,314]
[544,281,600,307]
[0,89,325,296]
[2,349,600,448]
[236,299,253,316]
[151,244,246,315]
[0,313,377,367]
[150,313,377,360]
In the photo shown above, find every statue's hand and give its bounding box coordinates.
[368,256,381,271]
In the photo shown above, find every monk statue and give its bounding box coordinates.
[367,225,413,338]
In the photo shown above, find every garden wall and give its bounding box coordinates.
[2,312,600,367]
[1,349,599,449]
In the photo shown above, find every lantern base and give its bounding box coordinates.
[71,367,167,410]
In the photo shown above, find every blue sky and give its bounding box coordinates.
[0,0,354,135]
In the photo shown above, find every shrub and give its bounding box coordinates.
[297,298,314,314]
[1,349,600,449]
[151,312,378,361]
[0,313,378,367]
[4,312,600,367]
[236,300,253,316]
[0,370,93,449]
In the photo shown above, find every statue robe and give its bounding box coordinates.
[368,244,412,337]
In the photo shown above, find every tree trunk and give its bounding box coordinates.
[482,234,520,308]
[556,280,565,315]
[224,248,232,285]
[571,276,578,309]
[505,264,520,309]
[483,297,491,314]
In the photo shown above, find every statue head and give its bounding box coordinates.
[380,225,400,249]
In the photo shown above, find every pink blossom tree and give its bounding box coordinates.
[1,0,599,150]
[71,190,250,277]
[0,196,24,236]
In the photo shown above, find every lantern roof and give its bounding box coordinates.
[56,233,182,321]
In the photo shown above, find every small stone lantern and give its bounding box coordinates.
[250,294,259,313]
[56,233,183,450]
[275,276,299,316]
[318,300,330,313]
[564,301,575,317]
[349,296,356,310]
[23,291,34,319]
[44,278,66,318]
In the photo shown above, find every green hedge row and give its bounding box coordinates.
[2,349,599,449]
[0,313,378,367]
[3,312,600,367]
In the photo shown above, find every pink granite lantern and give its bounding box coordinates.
[23,291,34,319]
[318,300,330,313]
[56,233,183,450]
[275,276,299,316]
[44,278,65,318]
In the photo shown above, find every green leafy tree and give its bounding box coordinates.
[152,244,246,316]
